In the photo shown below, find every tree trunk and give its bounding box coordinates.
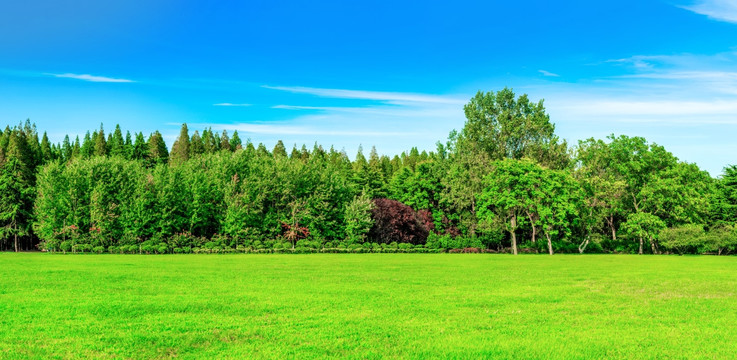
[606,215,616,241]
[639,237,643,255]
[510,217,518,255]
[545,232,553,255]
[526,211,536,243]
[578,236,590,254]
[649,236,657,254]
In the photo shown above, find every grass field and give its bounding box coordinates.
[1,254,736,359]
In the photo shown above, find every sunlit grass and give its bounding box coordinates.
[1,254,735,359]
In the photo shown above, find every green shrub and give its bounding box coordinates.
[59,241,72,253]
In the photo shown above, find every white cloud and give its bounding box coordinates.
[213,103,251,107]
[48,73,134,83]
[682,0,737,23]
[538,70,560,77]
[188,122,414,137]
[263,85,466,105]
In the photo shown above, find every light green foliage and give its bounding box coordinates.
[621,212,666,254]
[343,192,374,245]
[459,87,569,168]
[169,123,190,165]
[477,159,542,254]
[659,224,706,254]
[538,169,580,255]
[704,225,737,255]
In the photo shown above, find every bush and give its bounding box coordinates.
[659,225,705,254]
[59,241,72,253]
[368,198,429,245]
[93,246,106,254]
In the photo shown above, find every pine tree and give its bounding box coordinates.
[170,123,190,165]
[190,130,205,157]
[80,131,93,158]
[230,130,242,150]
[124,131,133,159]
[220,130,231,152]
[72,136,81,159]
[0,130,35,251]
[94,124,107,157]
[109,124,125,157]
[147,131,168,165]
[131,132,149,161]
[40,132,53,163]
[273,140,288,159]
[62,135,72,161]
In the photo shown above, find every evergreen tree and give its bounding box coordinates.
[40,132,53,163]
[94,125,107,157]
[273,140,288,159]
[230,130,242,150]
[80,131,93,158]
[131,132,148,161]
[170,123,191,165]
[62,135,72,161]
[147,131,169,166]
[109,124,126,157]
[190,130,205,157]
[220,130,232,152]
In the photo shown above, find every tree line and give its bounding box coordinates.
[1,88,735,254]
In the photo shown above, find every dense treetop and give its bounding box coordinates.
[1,88,735,255]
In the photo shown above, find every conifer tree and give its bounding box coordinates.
[190,130,205,157]
[170,123,190,165]
[230,130,242,150]
[131,132,148,161]
[62,135,72,161]
[94,124,107,157]
[147,131,168,165]
[80,131,93,158]
[220,130,231,152]
[40,132,53,163]
[109,124,126,157]
[273,140,288,159]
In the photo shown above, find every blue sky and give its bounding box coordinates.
[1,0,736,175]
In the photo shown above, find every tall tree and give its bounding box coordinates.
[458,87,569,169]
[170,123,191,165]
[147,131,169,166]
[94,124,107,157]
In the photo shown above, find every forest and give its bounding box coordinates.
[1,88,735,255]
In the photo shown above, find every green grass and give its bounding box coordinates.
[1,254,736,359]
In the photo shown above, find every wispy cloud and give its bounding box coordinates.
[48,73,134,83]
[188,122,414,137]
[213,103,251,107]
[263,85,466,105]
[681,0,737,23]
[538,70,560,77]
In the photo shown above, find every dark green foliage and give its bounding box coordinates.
[4,89,734,254]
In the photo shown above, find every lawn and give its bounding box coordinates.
[0,254,735,359]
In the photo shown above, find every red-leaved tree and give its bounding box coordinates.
[368,198,429,245]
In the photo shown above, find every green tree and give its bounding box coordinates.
[94,124,107,157]
[538,169,580,255]
[170,123,191,165]
[147,131,169,166]
[458,88,569,168]
[477,159,542,254]
[621,212,666,254]
[344,192,374,245]
[190,130,205,157]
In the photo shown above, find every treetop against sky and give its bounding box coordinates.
[1,0,736,174]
